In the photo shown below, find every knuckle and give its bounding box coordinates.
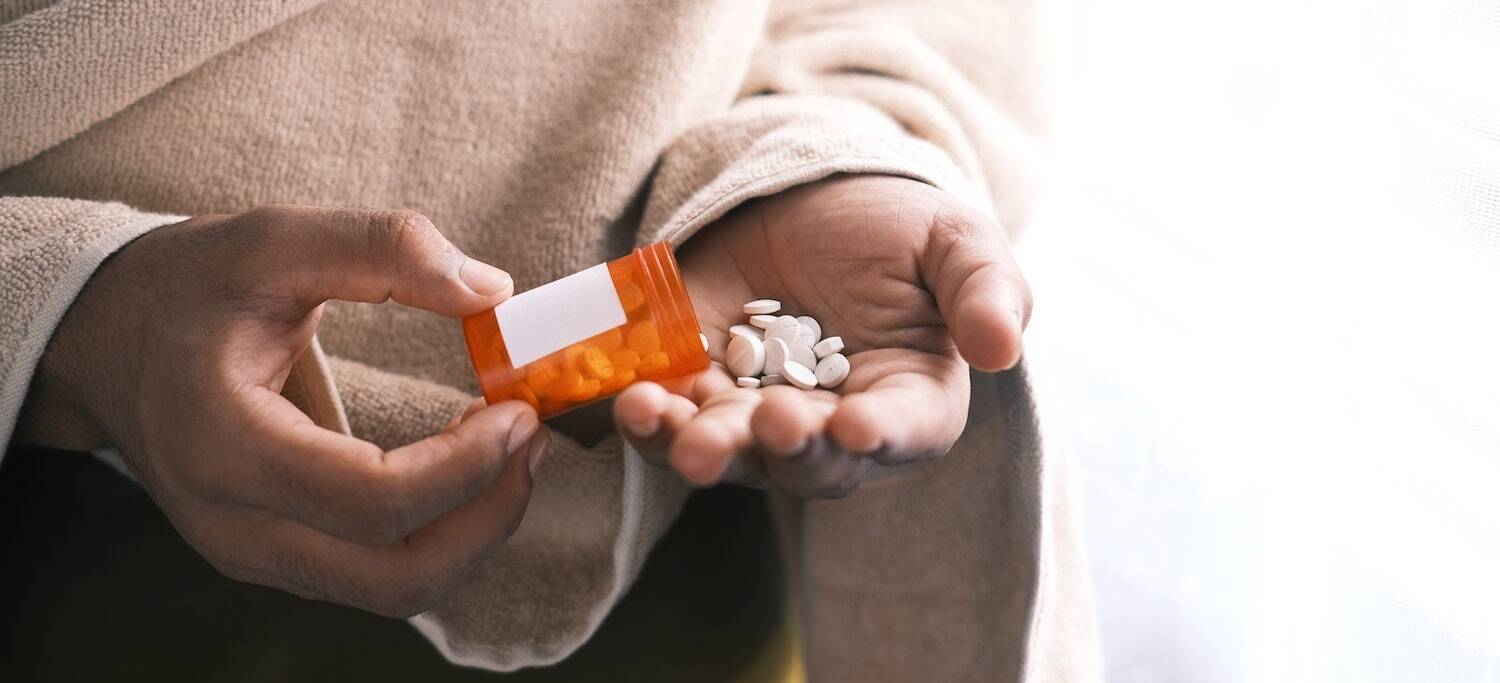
[929,201,993,251]
[235,205,302,240]
[373,209,437,255]
[236,204,287,228]
[228,206,297,263]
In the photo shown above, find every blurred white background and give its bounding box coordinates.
[1026,0,1500,680]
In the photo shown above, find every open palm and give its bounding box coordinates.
[613,175,1030,497]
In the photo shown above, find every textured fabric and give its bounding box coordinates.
[0,198,182,450]
[0,0,1099,678]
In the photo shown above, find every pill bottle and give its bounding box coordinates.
[461,242,709,418]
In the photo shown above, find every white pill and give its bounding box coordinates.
[796,316,821,342]
[813,336,844,359]
[814,352,850,388]
[782,361,817,390]
[760,374,787,386]
[726,334,765,377]
[700,333,710,351]
[794,324,818,349]
[763,337,790,377]
[736,376,762,388]
[748,314,777,329]
[743,299,782,315]
[790,343,817,371]
[765,316,801,345]
[767,314,798,330]
[729,324,761,341]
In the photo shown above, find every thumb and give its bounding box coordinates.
[919,201,1032,372]
[249,206,512,317]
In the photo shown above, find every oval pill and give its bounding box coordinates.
[544,370,584,400]
[600,369,636,394]
[813,352,850,389]
[769,314,798,330]
[748,314,777,329]
[765,317,800,345]
[617,281,646,312]
[794,324,818,349]
[582,347,615,379]
[639,351,671,374]
[595,327,624,353]
[790,343,817,371]
[526,363,558,395]
[700,333,710,351]
[782,361,817,389]
[796,316,821,342]
[726,334,766,377]
[736,376,762,388]
[609,348,641,372]
[572,377,603,401]
[563,345,587,373]
[763,337,790,377]
[729,324,761,341]
[627,321,661,354]
[742,299,781,315]
[813,336,844,359]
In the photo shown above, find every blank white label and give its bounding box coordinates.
[496,263,626,367]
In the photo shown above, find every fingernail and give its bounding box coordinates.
[461,258,513,297]
[624,415,660,440]
[506,413,540,455]
[526,431,551,477]
[767,436,808,458]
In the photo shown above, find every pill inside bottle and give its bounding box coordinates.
[461,242,709,419]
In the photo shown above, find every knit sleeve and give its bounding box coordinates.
[0,197,185,454]
[638,0,1045,249]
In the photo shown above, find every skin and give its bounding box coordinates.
[16,174,1030,614]
[613,175,1031,497]
[18,206,547,617]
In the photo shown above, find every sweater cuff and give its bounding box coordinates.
[639,93,991,250]
[0,199,184,456]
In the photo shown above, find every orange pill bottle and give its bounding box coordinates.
[461,242,709,418]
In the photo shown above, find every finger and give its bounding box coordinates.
[654,362,735,402]
[242,205,512,317]
[444,396,489,431]
[613,382,699,467]
[750,387,866,498]
[919,200,1032,371]
[202,386,541,545]
[200,435,538,618]
[668,388,766,486]
[826,350,969,465]
[688,365,739,404]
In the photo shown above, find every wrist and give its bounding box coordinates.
[13,228,164,451]
[15,332,111,450]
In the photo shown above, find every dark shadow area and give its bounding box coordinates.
[0,447,783,682]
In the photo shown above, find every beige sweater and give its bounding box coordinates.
[0,1,1099,679]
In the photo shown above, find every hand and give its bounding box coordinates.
[19,206,548,617]
[614,175,1030,497]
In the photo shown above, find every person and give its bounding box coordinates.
[1,0,1099,679]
